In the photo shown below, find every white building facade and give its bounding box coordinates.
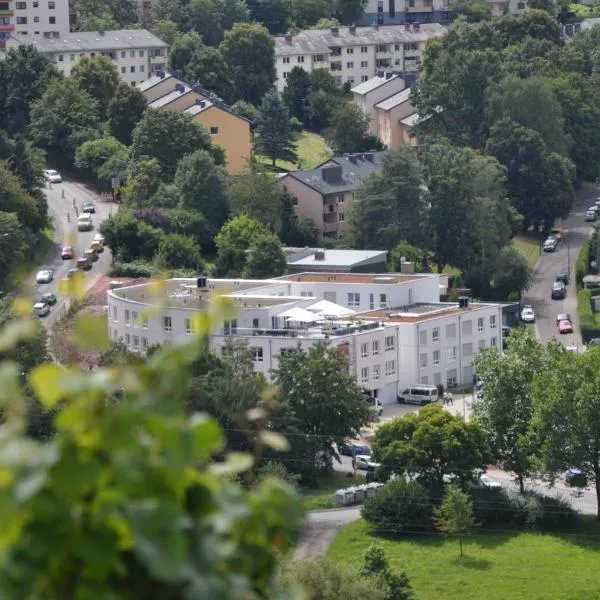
[0,0,69,48]
[274,23,446,92]
[107,273,502,404]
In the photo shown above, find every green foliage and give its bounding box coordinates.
[492,245,532,298]
[185,45,235,103]
[335,0,367,24]
[361,478,434,535]
[188,0,249,45]
[0,212,27,284]
[123,158,162,208]
[157,233,205,270]
[0,161,45,234]
[70,56,120,119]
[169,31,204,72]
[282,66,312,125]
[575,238,591,287]
[0,131,45,197]
[282,216,320,247]
[435,484,478,557]
[247,0,291,34]
[359,544,415,600]
[389,241,432,273]
[107,82,148,145]
[74,0,138,27]
[232,100,260,123]
[150,19,180,45]
[577,288,600,343]
[100,211,163,262]
[324,102,372,156]
[244,234,287,278]
[74,136,129,183]
[109,261,155,278]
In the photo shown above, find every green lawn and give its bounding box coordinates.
[512,233,543,270]
[569,3,600,17]
[302,471,366,511]
[256,131,332,172]
[328,518,600,600]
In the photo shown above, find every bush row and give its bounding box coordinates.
[575,239,591,288]
[577,288,600,342]
[110,261,154,278]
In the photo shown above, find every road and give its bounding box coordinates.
[24,179,115,329]
[522,185,599,347]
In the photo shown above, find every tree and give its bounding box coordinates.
[74,136,129,183]
[389,241,432,273]
[78,12,120,31]
[493,246,532,298]
[214,214,271,276]
[254,89,298,166]
[359,544,415,600]
[188,0,249,46]
[220,23,276,105]
[244,234,287,278]
[273,343,370,479]
[99,211,163,261]
[232,100,260,123]
[324,102,371,156]
[228,173,285,231]
[434,484,478,557]
[371,404,491,491]
[335,0,367,24]
[158,233,205,270]
[123,158,163,208]
[71,56,120,119]
[173,149,229,230]
[28,78,102,164]
[282,66,312,124]
[74,0,138,27]
[185,46,234,103]
[451,0,492,22]
[107,82,148,145]
[282,216,319,247]
[0,131,46,197]
[131,109,224,180]
[169,31,204,73]
[0,211,26,285]
[150,19,180,46]
[472,328,560,493]
[345,148,427,250]
[291,0,333,28]
[0,161,45,234]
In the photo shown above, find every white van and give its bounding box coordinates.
[397,385,439,405]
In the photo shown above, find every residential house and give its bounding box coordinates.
[286,248,388,273]
[0,0,69,48]
[273,23,446,92]
[374,87,418,148]
[138,71,186,103]
[279,151,387,238]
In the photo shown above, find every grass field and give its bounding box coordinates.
[302,471,366,511]
[256,131,332,172]
[328,518,600,600]
[512,233,543,270]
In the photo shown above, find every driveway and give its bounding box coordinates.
[25,179,116,329]
[522,186,599,348]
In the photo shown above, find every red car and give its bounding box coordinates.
[558,319,573,334]
[61,246,74,259]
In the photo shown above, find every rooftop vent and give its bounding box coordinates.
[314,250,325,261]
[175,83,185,93]
[459,296,469,309]
[196,98,206,108]
[157,70,165,79]
[349,25,356,34]
[321,165,343,183]
[362,152,374,162]
[330,27,339,35]
[386,72,393,79]
[400,261,415,274]
[284,33,293,43]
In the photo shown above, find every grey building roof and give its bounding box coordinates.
[284,151,387,195]
[138,71,181,92]
[274,24,446,56]
[147,85,195,108]
[400,113,420,126]
[287,248,388,269]
[7,29,167,53]
[184,100,214,116]
[375,87,412,110]
[351,73,403,96]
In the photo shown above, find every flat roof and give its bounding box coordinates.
[360,302,493,323]
[280,273,429,285]
[8,29,167,53]
[287,249,388,268]
[375,88,412,110]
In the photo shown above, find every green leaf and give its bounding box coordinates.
[28,364,67,408]
[209,452,254,476]
[0,361,23,407]
[73,314,110,351]
[0,318,36,352]
[189,414,222,458]
[259,431,289,452]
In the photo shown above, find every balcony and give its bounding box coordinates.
[323,220,340,234]
[0,23,14,31]
[407,5,433,11]
[330,61,342,72]
[323,203,337,214]
[0,10,14,16]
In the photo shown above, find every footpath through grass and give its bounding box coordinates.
[328,518,600,600]
[302,471,366,511]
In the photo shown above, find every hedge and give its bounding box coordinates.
[110,261,154,278]
[577,288,600,342]
[575,239,591,287]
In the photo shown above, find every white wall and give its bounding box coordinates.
[13,0,69,37]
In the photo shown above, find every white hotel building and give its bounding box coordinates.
[107,272,503,403]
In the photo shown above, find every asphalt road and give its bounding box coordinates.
[522,185,600,348]
[24,179,115,329]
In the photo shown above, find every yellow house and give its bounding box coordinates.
[184,100,252,175]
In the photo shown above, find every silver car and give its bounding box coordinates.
[35,268,54,284]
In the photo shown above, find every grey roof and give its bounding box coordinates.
[375,87,412,110]
[275,24,446,56]
[138,71,181,92]
[351,73,403,96]
[287,248,388,268]
[148,86,195,108]
[283,151,387,195]
[184,100,214,116]
[7,29,167,53]
[400,112,420,126]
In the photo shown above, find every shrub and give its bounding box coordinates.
[576,239,591,287]
[469,486,516,527]
[157,233,205,270]
[361,478,434,535]
[536,494,578,531]
[577,288,600,342]
[110,261,154,278]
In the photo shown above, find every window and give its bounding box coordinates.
[282,72,288,79]
[224,319,237,335]
[369,293,374,310]
[130,50,135,57]
[252,347,264,362]
[346,61,354,69]
[419,330,426,345]
[446,370,457,387]
[185,318,195,334]
[433,372,442,385]
[361,367,369,383]
[491,336,498,347]
[112,306,117,321]
[16,1,26,7]
[477,317,484,332]
[139,49,144,57]
[385,335,395,351]
[48,0,55,7]
[360,342,368,358]
[373,365,380,380]
[361,45,368,53]
[347,292,360,307]
[432,327,440,343]
[163,316,172,332]
[280,348,296,357]
[347,47,354,54]
[70,53,75,61]
[130,66,135,73]
[121,50,126,58]
[463,342,473,358]
[133,335,139,350]
[433,350,440,366]
[385,360,396,376]
[517,1,525,7]
[446,323,456,339]
[140,65,145,72]
[210,126,219,135]
[57,53,63,62]
[462,320,472,335]
[142,337,148,350]
[282,56,290,63]
[360,60,368,68]
[420,353,427,368]
[49,16,55,23]
[372,340,380,355]
[141,314,148,329]
[252,318,259,329]
[120,65,126,73]
[478,339,485,349]
[125,311,131,326]
[447,346,457,362]
[376,44,388,52]
[313,54,325,62]
[490,315,497,329]
[33,0,38,5]
[125,333,130,347]
[337,193,345,203]
[16,16,27,24]
[380,294,387,308]
[33,16,39,22]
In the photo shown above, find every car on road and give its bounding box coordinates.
[340,443,370,457]
[40,292,57,305]
[502,325,512,337]
[67,268,78,278]
[33,301,50,317]
[90,240,104,253]
[355,455,380,471]
[558,319,573,334]
[76,257,92,271]
[35,268,54,284]
[94,233,105,245]
[43,169,62,183]
[566,468,587,487]
[556,272,569,286]
[551,281,566,300]
[61,245,74,260]
[77,214,93,232]
[520,305,535,323]
[556,313,571,324]
[477,473,502,489]
[550,226,563,240]
[588,205,600,215]
[82,200,96,214]
[543,238,558,252]
[585,210,597,222]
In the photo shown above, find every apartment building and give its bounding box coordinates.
[138,71,252,174]
[0,0,69,48]
[106,272,502,402]
[279,151,386,239]
[357,0,529,26]
[374,87,418,148]
[4,29,168,84]
[273,23,446,92]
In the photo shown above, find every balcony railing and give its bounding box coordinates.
[216,321,384,340]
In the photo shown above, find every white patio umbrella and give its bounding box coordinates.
[306,299,355,319]
[277,306,323,324]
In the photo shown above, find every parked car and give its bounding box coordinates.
[558,319,573,334]
[585,210,597,222]
[556,313,571,324]
[84,248,98,263]
[502,325,512,337]
[589,338,600,346]
[556,272,569,286]
[77,214,93,232]
[67,268,78,278]
[520,305,535,323]
[61,245,74,260]
[565,468,587,487]
[477,474,502,489]
[551,282,566,300]
[543,238,558,252]
[90,240,104,253]
[93,233,105,245]
[588,205,600,215]
[355,455,380,471]
[550,226,563,240]
[76,257,92,271]
[340,443,370,457]
[40,292,57,305]
[43,169,62,183]
[33,301,50,317]
[35,268,54,284]
[82,200,96,214]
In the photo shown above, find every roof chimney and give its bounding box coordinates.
[196,98,206,108]
[98,30,105,35]
[175,83,185,93]
[413,22,420,30]
[330,26,339,35]
[314,250,325,260]
[321,165,343,183]
[400,261,415,274]
[284,33,293,44]
[349,25,356,34]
